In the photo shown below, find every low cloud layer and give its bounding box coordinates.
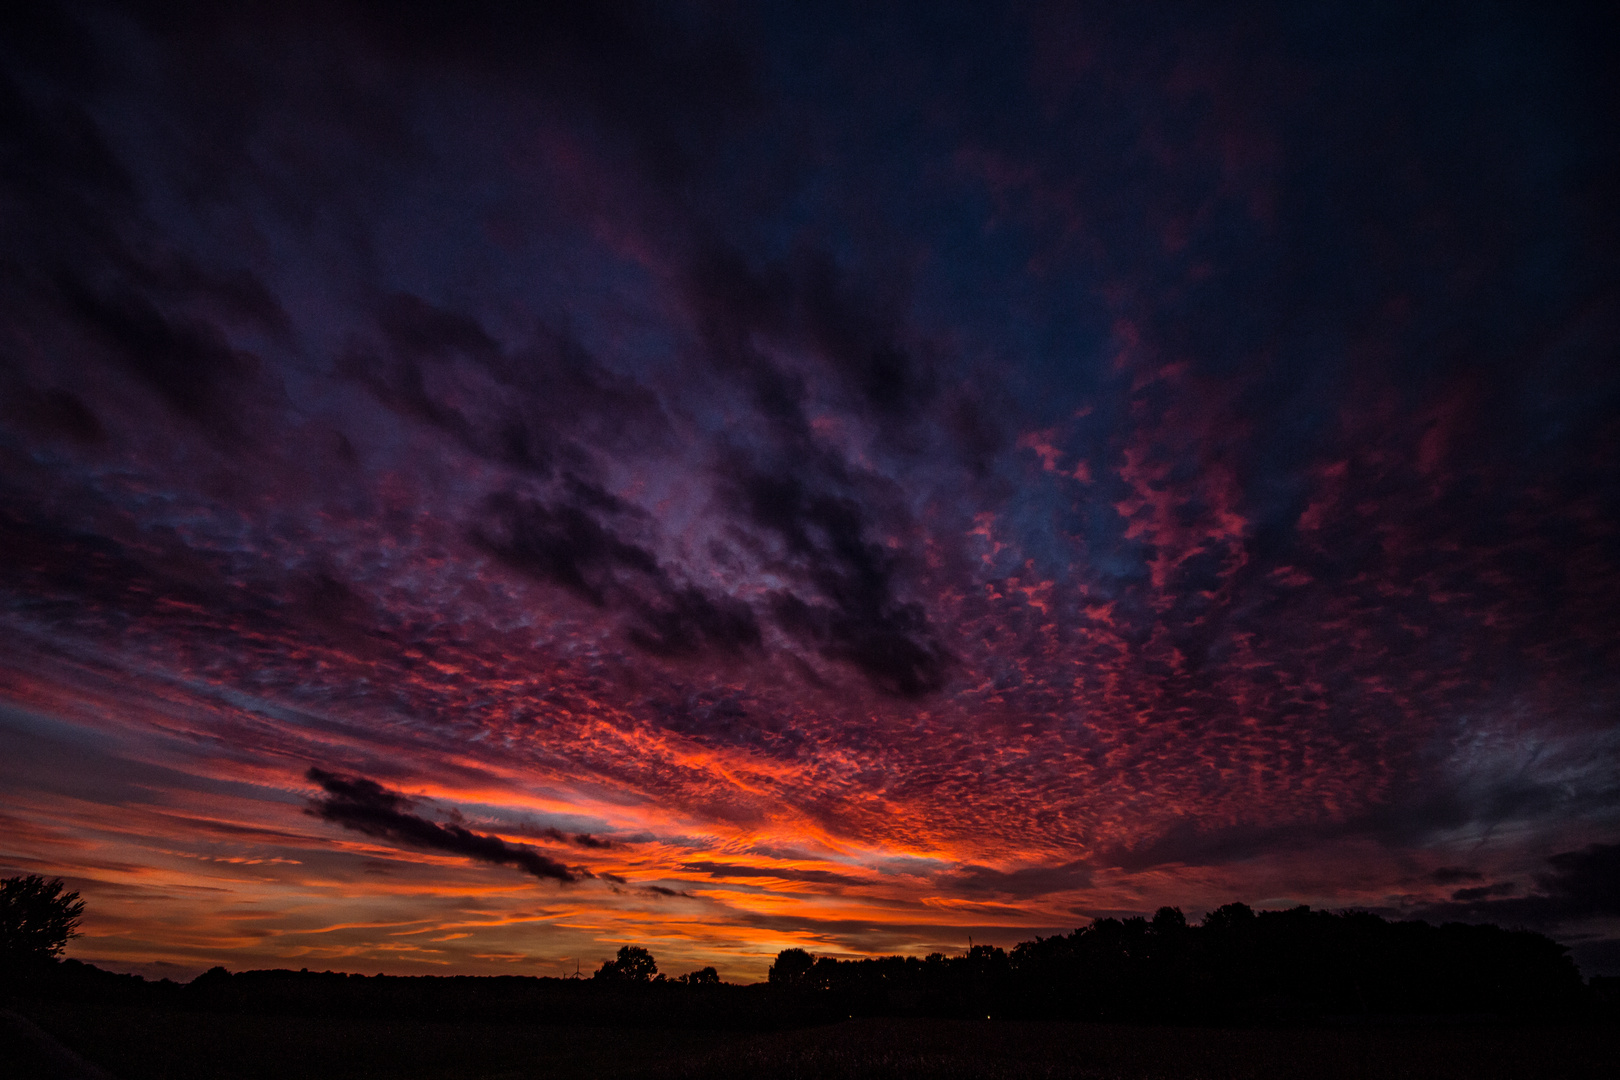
[1413,845,1620,927]
[306,769,585,884]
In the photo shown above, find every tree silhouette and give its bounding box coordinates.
[593,944,657,982]
[682,965,720,984]
[768,947,815,987]
[0,875,85,966]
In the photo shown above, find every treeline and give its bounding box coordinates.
[4,905,1614,1028]
[768,904,1594,1022]
[3,958,796,1029]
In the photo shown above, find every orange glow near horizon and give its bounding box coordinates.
[3,646,1572,984]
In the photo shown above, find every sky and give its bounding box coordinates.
[1,0,1617,983]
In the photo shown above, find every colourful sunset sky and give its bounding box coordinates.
[2,1,1617,983]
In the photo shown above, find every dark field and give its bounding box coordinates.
[7,1002,1619,1080]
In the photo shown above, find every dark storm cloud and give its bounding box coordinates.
[727,461,949,697]
[1541,845,1620,916]
[685,247,935,422]
[56,277,259,424]
[1414,844,1620,927]
[285,571,396,660]
[679,861,865,887]
[1431,867,1484,886]
[520,825,614,850]
[5,387,105,445]
[1098,766,1608,875]
[730,910,1043,954]
[357,295,673,475]
[475,493,660,607]
[671,244,964,694]
[646,692,809,757]
[0,5,296,440]
[305,768,583,884]
[1450,882,1516,902]
[627,584,764,659]
[0,46,131,232]
[475,492,761,659]
[939,861,1093,900]
[81,0,758,208]
[327,0,759,184]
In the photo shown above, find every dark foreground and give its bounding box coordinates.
[6,1002,1620,1080]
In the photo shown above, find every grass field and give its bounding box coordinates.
[8,1001,1620,1079]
